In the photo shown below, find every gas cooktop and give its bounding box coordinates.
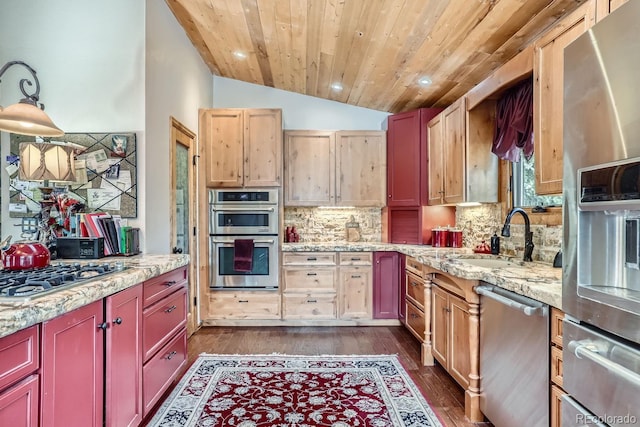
[0,262,127,301]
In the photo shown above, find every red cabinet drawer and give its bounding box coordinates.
[143,287,187,361]
[143,266,188,307]
[0,326,39,392]
[0,374,39,427]
[142,328,187,417]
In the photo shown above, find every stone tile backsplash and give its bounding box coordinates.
[284,207,382,242]
[456,203,562,264]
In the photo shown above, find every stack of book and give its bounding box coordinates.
[71,213,140,256]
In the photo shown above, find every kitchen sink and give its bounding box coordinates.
[457,258,525,269]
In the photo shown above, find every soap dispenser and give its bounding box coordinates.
[490,232,500,255]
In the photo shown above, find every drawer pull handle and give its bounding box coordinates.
[410,281,418,287]
[165,305,177,313]
[307,272,317,276]
[307,257,317,261]
[307,299,317,303]
[351,275,361,278]
[410,313,419,319]
[238,300,249,303]
[164,280,177,286]
[166,351,177,360]
[350,257,361,261]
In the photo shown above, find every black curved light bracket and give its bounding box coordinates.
[0,60,44,109]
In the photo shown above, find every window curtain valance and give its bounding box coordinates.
[492,77,534,162]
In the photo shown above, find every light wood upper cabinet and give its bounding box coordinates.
[284,131,335,206]
[596,0,628,21]
[336,131,387,206]
[284,130,386,207]
[533,0,596,195]
[200,108,282,188]
[427,98,466,205]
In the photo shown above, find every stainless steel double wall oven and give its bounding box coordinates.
[209,189,279,289]
[563,2,640,425]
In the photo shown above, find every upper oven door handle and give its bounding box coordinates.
[211,207,275,212]
[211,238,276,245]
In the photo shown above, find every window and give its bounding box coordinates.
[512,154,562,207]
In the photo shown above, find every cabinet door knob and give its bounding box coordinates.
[97,322,108,331]
[113,317,123,325]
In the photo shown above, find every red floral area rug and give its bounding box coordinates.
[147,354,443,427]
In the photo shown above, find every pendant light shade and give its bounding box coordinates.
[0,101,64,137]
[0,60,64,137]
[19,142,76,182]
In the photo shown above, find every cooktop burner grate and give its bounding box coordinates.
[0,263,126,300]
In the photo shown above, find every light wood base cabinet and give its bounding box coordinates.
[404,257,434,366]
[550,307,566,427]
[424,265,482,422]
[208,291,282,320]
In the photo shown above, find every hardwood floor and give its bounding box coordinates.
[184,326,493,427]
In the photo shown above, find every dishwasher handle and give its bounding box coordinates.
[476,285,545,316]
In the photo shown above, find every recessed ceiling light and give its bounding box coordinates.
[418,76,432,86]
[331,82,343,91]
[233,51,247,59]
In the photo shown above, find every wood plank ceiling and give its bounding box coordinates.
[166,0,586,113]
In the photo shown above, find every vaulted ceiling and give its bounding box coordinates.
[166,0,585,113]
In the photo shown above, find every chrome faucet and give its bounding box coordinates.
[501,207,534,262]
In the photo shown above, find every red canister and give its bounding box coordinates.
[431,227,449,247]
[448,228,463,248]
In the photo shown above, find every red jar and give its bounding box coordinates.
[431,227,449,247]
[448,228,463,248]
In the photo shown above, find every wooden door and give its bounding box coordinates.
[283,131,335,206]
[431,286,448,366]
[243,109,282,187]
[339,267,372,320]
[442,98,466,204]
[200,109,244,187]
[105,284,143,427]
[427,114,444,205]
[336,130,386,206]
[372,251,399,319]
[170,117,199,337]
[534,0,596,195]
[41,300,104,427]
[387,110,421,206]
[448,293,470,389]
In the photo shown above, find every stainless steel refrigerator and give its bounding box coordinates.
[562,1,640,425]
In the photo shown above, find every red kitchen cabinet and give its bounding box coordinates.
[399,253,407,324]
[142,267,188,417]
[106,284,143,427]
[41,300,105,427]
[386,108,442,207]
[373,252,400,319]
[0,374,39,427]
[0,325,40,427]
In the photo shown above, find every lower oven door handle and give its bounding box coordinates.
[475,285,545,316]
[211,239,275,244]
[569,340,640,387]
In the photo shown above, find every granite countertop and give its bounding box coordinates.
[283,242,562,309]
[0,254,190,339]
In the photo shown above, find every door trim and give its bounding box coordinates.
[169,117,199,336]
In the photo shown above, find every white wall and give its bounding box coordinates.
[0,0,145,239]
[145,0,213,253]
[213,76,390,130]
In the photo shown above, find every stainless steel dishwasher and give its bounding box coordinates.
[476,283,549,427]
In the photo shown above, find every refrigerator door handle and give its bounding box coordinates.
[476,285,545,316]
[569,339,640,387]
